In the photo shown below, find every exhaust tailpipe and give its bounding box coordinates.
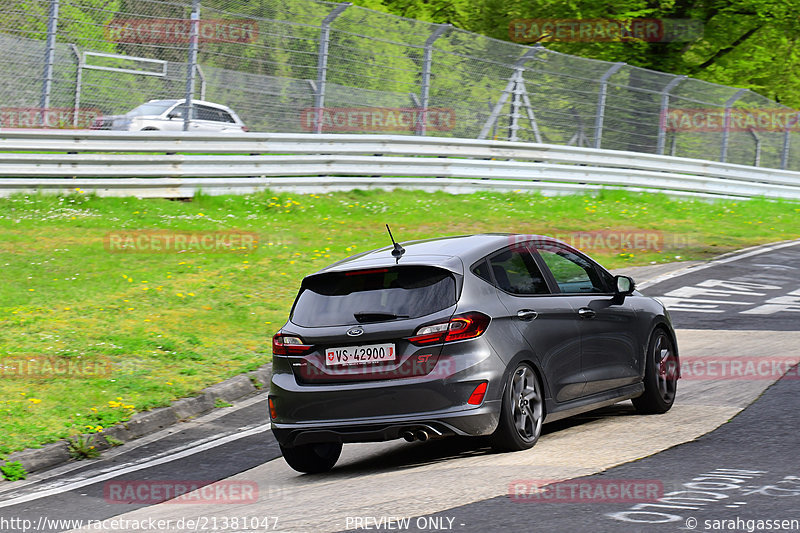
[415,429,429,442]
[401,430,416,442]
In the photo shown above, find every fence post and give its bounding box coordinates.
[592,62,624,149]
[720,88,747,162]
[314,3,350,134]
[478,46,540,140]
[747,128,761,166]
[656,75,686,155]
[508,71,524,142]
[70,44,82,128]
[196,64,207,101]
[183,0,200,132]
[416,24,450,136]
[780,113,800,170]
[40,0,59,126]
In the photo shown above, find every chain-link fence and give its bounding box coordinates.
[2,0,800,171]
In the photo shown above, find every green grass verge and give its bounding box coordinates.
[1,188,799,457]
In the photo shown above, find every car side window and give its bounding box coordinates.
[169,105,197,119]
[169,105,185,118]
[472,259,492,284]
[487,246,549,295]
[536,245,608,293]
[219,111,236,123]
[196,105,223,122]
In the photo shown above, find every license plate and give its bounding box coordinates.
[325,343,396,366]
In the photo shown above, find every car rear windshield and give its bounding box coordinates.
[291,266,457,327]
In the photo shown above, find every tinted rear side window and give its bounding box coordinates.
[488,247,549,295]
[472,259,492,283]
[291,266,456,327]
[196,105,222,121]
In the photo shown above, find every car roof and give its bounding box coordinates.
[144,99,237,113]
[314,233,569,276]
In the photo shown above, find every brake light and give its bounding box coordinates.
[408,312,491,346]
[272,333,313,355]
[468,382,488,405]
[268,397,277,419]
[345,268,388,276]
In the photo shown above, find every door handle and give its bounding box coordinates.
[578,307,596,319]
[517,309,538,321]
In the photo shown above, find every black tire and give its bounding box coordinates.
[279,441,342,474]
[490,363,544,452]
[633,328,678,414]
[141,127,159,131]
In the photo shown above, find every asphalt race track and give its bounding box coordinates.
[389,359,800,532]
[641,239,800,331]
[1,240,798,533]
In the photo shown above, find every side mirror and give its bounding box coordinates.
[167,113,178,119]
[614,275,635,297]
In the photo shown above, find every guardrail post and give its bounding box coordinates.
[40,0,59,126]
[780,113,800,170]
[656,75,686,155]
[416,24,450,136]
[479,46,540,140]
[720,88,747,163]
[183,0,200,132]
[592,62,624,149]
[313,3,350,134]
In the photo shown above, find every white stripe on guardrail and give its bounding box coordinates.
[1,131,799,199]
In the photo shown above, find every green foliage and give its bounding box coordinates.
[104,435,124,447]
[1,461,27,481]
[1,189,798,458]
[67,434,100,460]
[349,0,800,108]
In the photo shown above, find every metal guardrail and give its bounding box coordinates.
[1,131,800,200]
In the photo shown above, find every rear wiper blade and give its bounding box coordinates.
[353,311,409,323]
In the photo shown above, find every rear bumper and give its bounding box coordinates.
[272,401,501,447]
[269,338,505,446]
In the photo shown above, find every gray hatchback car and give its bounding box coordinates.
[269,233,679,473]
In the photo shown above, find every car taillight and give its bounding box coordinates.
[408,312,491,346]
[272,333,313,355]
[468,382,488,405]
